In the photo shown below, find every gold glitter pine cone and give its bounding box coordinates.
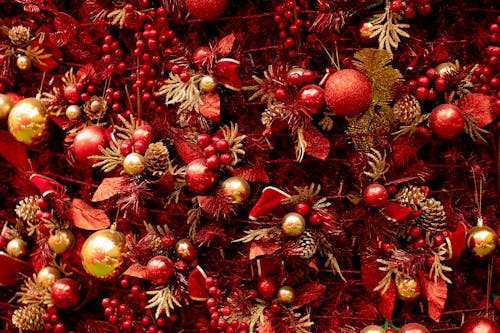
[393,94,422,125]
[144,142,170,177]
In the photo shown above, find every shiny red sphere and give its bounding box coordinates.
[132,124,153,145]
[185,158,218,193]
[193,47,213,67]
[257,276,279,299]
[399,323,430,333]
[363,184,389,207]
[298,84,325,114]
[185,0,228,20]
[73,125,108,165]
[325,69,372,117]
[51,278,81,309]
[146,256,175,285]
[429,104,465,139]
[459,317,500,333]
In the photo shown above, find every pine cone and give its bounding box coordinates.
[83,96,107,121]
[417,198,447,232]
[393,94,421,125]
[12,304,46,331]
[395,185,426,210]
[145,142,170,177]
[296,230,318,259]
[261,103,286,127]
[8,25,31,46]
[15,195,41,224]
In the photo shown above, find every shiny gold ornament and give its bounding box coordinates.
[281,212,306,237]
[359,20,376,44]
[36,266,61,286]
[81,229,126,280]
[199,75,218,92]
[277,286,296,304]
[65,105,81,120]
[8,98,48,146]
[467,223,498,258]
[0,93,13,120]
[221,176,251,203]
[435,62,459,78]
[287,67,305,80]
[48,230,75,254]
[360,325,386,333]
[175,239,196,261]
[6,238,28,258]
[396,275,421,301]
[16,55,32,71]
[123,153,146,175]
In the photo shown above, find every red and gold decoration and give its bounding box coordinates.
[50,278,80,309]
[429,104,465,140]
[466,218,498,258]
[395,275,421,301]
[6,238,27,258]
[146,256,175,285]
[281,212,306,237]
[48,229,75,254]
[175,239,196,261]
[7,97,48,146]
[36,266,61,287]
[0,93,13,120]
[220,176,251,203]
[276,286,296,304]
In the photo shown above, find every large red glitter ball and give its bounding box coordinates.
[324,69,372,117]
[257,276,279,299]
[399,323,430,333]
[51,278,81,309]
[185,0,228,21]
[459,317,500,333]
[73,125,108,165]
[146,256,175,285]
[429,104,465,139]
[185,158,218,193]
[363,184,389,207]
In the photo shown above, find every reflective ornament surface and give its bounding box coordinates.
[8,98,48,146]
[81,229,126,280]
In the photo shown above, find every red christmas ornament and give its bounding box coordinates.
[324,69,372,117]
[185,0,228,20]
[185,158,218,193]
[73,125,108,165]
[175,239,196,261]
[459,317,500,333]
[257,276,278,299]
[193,47,213,67]
[51,278,81,309]
[363,184,388,207]
[63,84,80,104]
[429,104,465,139]
[399,323,430,333]
[298,84,325,114]
[132,124,153,145]
[146,256,175,285]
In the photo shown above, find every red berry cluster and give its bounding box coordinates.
[35,197,52,234]
[42,307,74,333]
[407,225,448,250]
[102,34,126,76]
[274,0,307,58]
[102,297,137,331]
[294,201,326,227]
[197,133,233,170]
[63,80,98,105]
[407,67,447,102]
[119,123,153,156]
[390,0,432,18]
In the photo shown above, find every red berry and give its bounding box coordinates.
[120,140,133,156]
[403,5,416,19]
[294,202,311,216]
[275,87,287,101]
[206,155,220,170]
[215,139,229,152]
[179,72,191,82]
[434,233,445,245]
[133,139,148,155]
[434,77,447,92]
[390,0,403,12]
[283,37,295,48]
[409,226,422,238]
[203,144,217,157]
[222,307,231,316]
[122,321,132,330]
[418,4,432,16]
[302,70,315,83]
[219,153,233,165]
[382,243,394,254]
[490,23,500,33]
[288,72,303,86]
[171,64,182,74]
[211,311,220,321]
[417,75,431,87]
[414,238,426,248]
[206,298,217,308]
[415,86,429,100]
[426,255,435,267]
[218,319,228,329]
[104,307,114,317]
[205,277,215,288]
[270,301,281,313]
[289,24,299,35]
[427,88,437,101]
[426,68,438,80]
[37,197,49,210]
[161,234,176,247]
[197,133,212,148]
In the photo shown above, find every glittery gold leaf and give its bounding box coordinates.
[368,1,410,54]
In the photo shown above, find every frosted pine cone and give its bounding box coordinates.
[15,195,41,224]
[417,198,447,232]
[83,96,107,121]
[393,94,421,125]
[395,185,426,210]
[12,304,46,331]
[8,25,31,46]
[145,142,170,177]
[261,103,286,127]
[296,230,318,259]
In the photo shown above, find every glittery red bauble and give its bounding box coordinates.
[63,84,80,104]
[298,84,325,114]
[185,158,217,193]
[324,69,372,117]
[257,276,279,299]
[51,278,80,309]
[146,256,175,285]
[399,323,430,333]
[132,124,153,145]
[193,47,213,67]
[185,0,228,20]
[429,104,465,139]
[73,125,108,165]
[459,317,500,333]
[363,184,388,207]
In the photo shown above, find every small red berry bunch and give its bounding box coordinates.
[406,68,443,102]
[390,0,432,18]
[274,0,306,58]
[42,307,73,333]
[197,133,234,171]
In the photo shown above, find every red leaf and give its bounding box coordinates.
[29,174,65,196]
[256,258,282,277]
[361,258,386,291]
[381,202,413,223]
[199,92,220,122]
[216,33,236,56]
[70,198,111,230]
[0,130,29,169]
[215,59,242,91]
[188,266,209,301]
[76,64,98,84]
[0,252,29,286]
[123,263,147,279]
[294,282,327,307]
[458,93,495,127]
[232,166,269,183]
[303,122,330,160]
[418,270,448,322]
[92,177,129,202]
[446,221,467,260]
[429,44,449,62]
[174,138,203,164]
[258,314,276,333]
[249,186,290,220]
[52,116,71,130]
[249,241,280,260]
[378,280,396,320]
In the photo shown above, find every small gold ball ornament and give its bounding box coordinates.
[277,286,296,304]
[359,20,376,44]
[7,97,48,146]
[16,55,32,71]
[123,153,146,175]
[221,176,251,203]
[48,230,75,254]
[435,62,459,78]
[0,93,13,120]
[396,275,421,301]
[81,229,126,280]
[467,219,498,258]
[65,105,82,120]
[281,212,306,237]
[199,75,218,92]
[6,238,28,258]
[175,238,196,261]
[36,266,61,286]
[360,325,386,333]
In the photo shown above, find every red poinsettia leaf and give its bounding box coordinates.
[174,138,203,164]
[294,282,327,307]
[123,263,148,279]
[52,116,72,130]
[249,241,280,260]
[232,165,269,183]
[378,280,396,320]
[216,33,236,57]
[214,58,242,91]
[76,63,98,84]
[430,45,449,62]
[0,130,29,169]
[249,186,290,220]
[29,39,62,71]
[34,57,58,71]
[256,257,282,277]
[199,92,220,122]
[307,258,319,271]
[446,221,467,259]
[361,259,386,292]
[0,252,29,286]
[258,314,277,333]
[381,202,413,223]
[303,122,330,160]
[188,266,209,301]
[29,174,65,197]
[458,93,495,127]
[70,198,111,230]
[418,270,448,322]
[92,177,129,202]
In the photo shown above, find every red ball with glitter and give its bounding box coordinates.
[459,317,500,333]
[146,256,175,285]
[73,125,108,165]
[363,184,388,207]
[399,323,430,333]
[51,278,81,309]
[429,104,465,139]
[185,158,218,193]
[185,0,228,20]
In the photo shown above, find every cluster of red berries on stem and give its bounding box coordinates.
[197,133,233,170]
[42,307,73,333]
[390,0,432,18]
[274,0,308,58]
[407,66,451,102]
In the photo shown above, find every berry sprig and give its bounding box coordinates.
[274,0,307,58]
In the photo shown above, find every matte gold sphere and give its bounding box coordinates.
[123,153,146,175]
[8,97,48,146]
[281,212,306,237]
[81,229,126,280]
[221,176,251,203]
[466,225,498,258]
[48,230,75,254]
[396,275,421,301]
[360,325,386,333]
[6,238,28,258]
[0,93,13,120]
[277,286,296,304]
[16,55,32,71]
[65,105,82,120]
[36,266,61,286]
[175,238,196,261]
[199,75,218,92]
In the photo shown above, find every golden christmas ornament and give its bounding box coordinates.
[466,220,498,258]
[8,97,48,146]
[16,55,32,71]
[277,286,296,304]
[221,176,251,203]
[123,153,146,175]
[435,62,458,78]
[396,275,421,301]
[36,266,61,286]
[360,325,386,333]
[175,238,196,261]
[281,212,306,237]
[199,75,218,92]
[0,93,13,120]
[65,105,82,120]
[48,230,75,254]
[359,20,376,44]
[80,229,126,280]
[6,238,28,258]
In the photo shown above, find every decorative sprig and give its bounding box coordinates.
[318,112,335,131]
[463,111,490,143]
[20,44,53,67]
[15,275,53,306]
[114,114,142,141]
[232,227,280,243]
[249,301,267,333]
[318,237,346,282]
[368,1,410,54]
[145,285,182,319]
[393,113,430,137]
[245,64,288,105]
[282,183,322,206]
[294,127,307,163]
[429,243,453,284]
[363,148,390,182]
[164,164,186,205]
[221,122,246,166]
[292,309,314,333]
[90,140,125,173]
[187,198,201,240]
[158,72,202,112]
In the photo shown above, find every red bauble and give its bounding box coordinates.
[132,124,153,145]
[51,278,81,309]
[146,256,175,285]
[257,276,278,299]
[63,84,80,104]
[298,84,325,114]
[363,184,388,207]
[73,125,108,165]
[459,317,500,333]
[399,323,430,333]
[185,0,228,20]
[429,104,465,139]
[193,47,213,67]
[324,69,372,117]
[185,158,218,193]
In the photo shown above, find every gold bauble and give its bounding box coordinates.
[360,325,386,333]
[36,266,61,286]
[281,212,306,237]
[359,20,376,44]
[396,275,421,301]
[16,55,32,71]
[221,176,251,203]
[81,229,126,280]
[65,105,82,120]
[199,75,218,92]
[435,62,458,78]
[466,225,498,258]
[48,230,75,254]
[175,238,196,261]
[6,238,28,258]
[123,152,146,175]
[277,286,296,304]
[7,97,48,146]
[0,93,13,120]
